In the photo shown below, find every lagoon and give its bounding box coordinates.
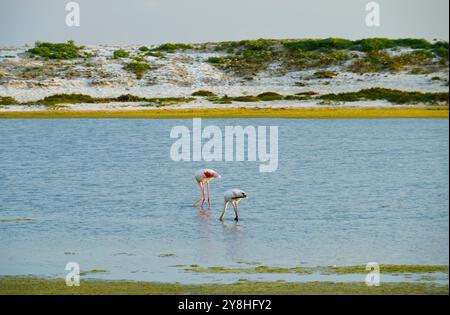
[0,119,448,283]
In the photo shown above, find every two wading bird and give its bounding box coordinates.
[194,169,248,221]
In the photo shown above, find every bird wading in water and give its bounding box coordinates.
[220,189,248,222]
[194,169,221,209]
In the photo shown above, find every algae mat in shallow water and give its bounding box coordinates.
[0,277,448,295]
[183,265,450,275]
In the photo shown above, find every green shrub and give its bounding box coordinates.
[27,40,83,59]
[313,71,338,79]
[192,90,217,97]
[138,46,149,52]
[284,38,353,51]
[145,51,165,58]
[284,38,436,53]
[233,96,260,102]
[319,88,449,105]
[141,97,196,107]
[125,62,151,79]
[0,96,19,105]
[350,51,401,73]
[153,43,193,53]
[257,92,284,101]
[113,49,130,59]
[207,56,227,64]
[30,94,108,106]
[115,94,146,102]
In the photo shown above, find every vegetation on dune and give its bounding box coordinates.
[283,38,447,53]
[145,51,165,58]
[124,61,151,79]
[152,43,193,53]
[140,97,195,108]
[6,89,448,108]
[0,276,447,295]
[256,92,284,101]
[319,88,449,105]
[208,40,276,77]
[313,70,338,79]
[31,93,99,106]
[207,89,449,105]
[207,38,448,76]
[0,96,19,105]
[20,93,193,107]
[13,38,449,81]
[113,49,130,59]
[27,41,86,60]
[192,90,217,97]
[350,50,436,73]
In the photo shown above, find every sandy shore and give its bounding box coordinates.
[0,106,448,119]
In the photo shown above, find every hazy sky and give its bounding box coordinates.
[0,0,448,46]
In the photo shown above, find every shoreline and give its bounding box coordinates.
[0,106,448,119]
[0,276,448,295]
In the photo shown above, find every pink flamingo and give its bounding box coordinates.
[194,169,221,209]
[220,189,248,222]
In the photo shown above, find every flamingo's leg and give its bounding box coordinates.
[194,182,204,208]
[232,201,239,221]
[206,182,211,209]
[220,201,228,221]
[200,181,206,208]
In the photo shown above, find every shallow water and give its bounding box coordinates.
[0,119,448,283]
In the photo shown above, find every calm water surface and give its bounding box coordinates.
[0,119,448,283]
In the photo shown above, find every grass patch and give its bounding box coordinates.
[0,276,447,295]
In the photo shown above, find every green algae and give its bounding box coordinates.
[183,264,449,275]
[79,269,108,276]
[0,276,447,295]
[0,218,33,223]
